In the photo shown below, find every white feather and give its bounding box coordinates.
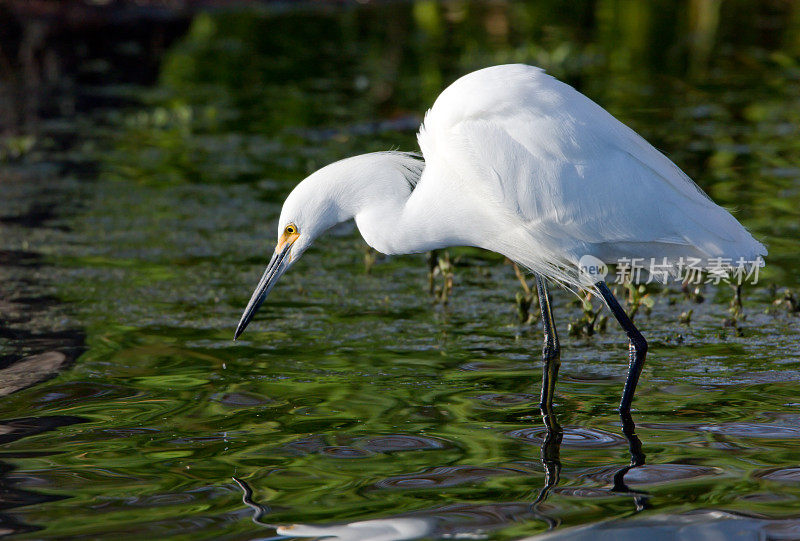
[276,64,766,291]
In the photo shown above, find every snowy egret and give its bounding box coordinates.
[235,64,765,412]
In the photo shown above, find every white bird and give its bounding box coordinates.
[235,64,765,412]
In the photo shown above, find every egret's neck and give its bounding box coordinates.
[291,152,493,255]
[354,193,422,255]
[352,160,484,255]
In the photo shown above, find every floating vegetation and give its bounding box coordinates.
[511,261,539,325]
[363,246,376,274]
[623,283,656,322]
[771,288,800,314]
[0,135,37,162]
[428,250,454,304]
[568,292,607,337]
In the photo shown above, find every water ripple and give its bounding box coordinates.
[356,434,451,453]
[320,446,373,459]
[472,393,536,407]
[698,423,800,439]
[643,422,800,439]
[581,464,721,486]
[554,487,623,498]
[373,466,526,490]
[755,467,800,484]
[506,426,626,448]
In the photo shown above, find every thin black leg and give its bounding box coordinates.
[534,406,562,504]
[596,281,648,412]
[612,411,650,511]
[529,406,562,529]
[535,274,560,413]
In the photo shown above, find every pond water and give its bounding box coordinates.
[1,1,800,539]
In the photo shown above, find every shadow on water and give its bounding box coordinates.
[0,220,91,536]
[0,416,89,537]
[0,149,90,537]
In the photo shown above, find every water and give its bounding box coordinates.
[1,1,800,539]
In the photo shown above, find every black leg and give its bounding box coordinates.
[534,405,562,504]
[529,406,562,529]
[535,274,560,413]
[612,411,649,511]
[596,281,648,412]
[530,274,562,527]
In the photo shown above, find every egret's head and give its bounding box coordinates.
[233,166,348,340]
[234,152,422,339]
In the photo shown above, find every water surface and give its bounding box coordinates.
[1,1,800,539]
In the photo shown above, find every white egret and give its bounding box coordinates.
[235,64,766,412]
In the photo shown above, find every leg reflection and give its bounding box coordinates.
[611,411,649,511]
[531,274,562,527]
[232,476,276,527]
[528,410,650,529]
[529,407,563,530]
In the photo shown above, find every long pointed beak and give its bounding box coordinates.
[234,243,293,340]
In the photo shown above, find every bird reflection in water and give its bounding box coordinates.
[529,384,649,530]
[233,278,650,539]
[233,474,435,541]
[233,412,649,539]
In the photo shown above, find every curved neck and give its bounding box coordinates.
[355,197,421,255]
[352,160,488,255]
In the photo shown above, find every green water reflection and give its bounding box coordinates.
[1,1,799,539]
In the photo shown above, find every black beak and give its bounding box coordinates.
[234,243,293,340]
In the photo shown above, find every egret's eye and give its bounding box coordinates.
[285,224,297,235]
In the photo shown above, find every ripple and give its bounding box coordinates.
[642,422,800,439]
[282,435,443,458]
[582,464,721,486]
[622,464,721,485]
[30,382,140,406]
[472,393,536,407]
[99,427,160,439]
[282,435,326,455]
[740,492,796,502]
[554,487,622,498]
[211,391,272,408]
[506,426,626,448]
[755,467,800,484]
[320,446,373,458]
[426,502,534,530]
[698,423,800,439]
[357,434,451,453]
[764,520,800,539]
[373,466,525,490]
[0,415,88,446]
[458,361,527,372]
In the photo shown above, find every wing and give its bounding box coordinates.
[417,65,765,276]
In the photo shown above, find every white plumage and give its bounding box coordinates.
[235,63,768,411]
[235,63,765,335]
[410,64,765,287]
